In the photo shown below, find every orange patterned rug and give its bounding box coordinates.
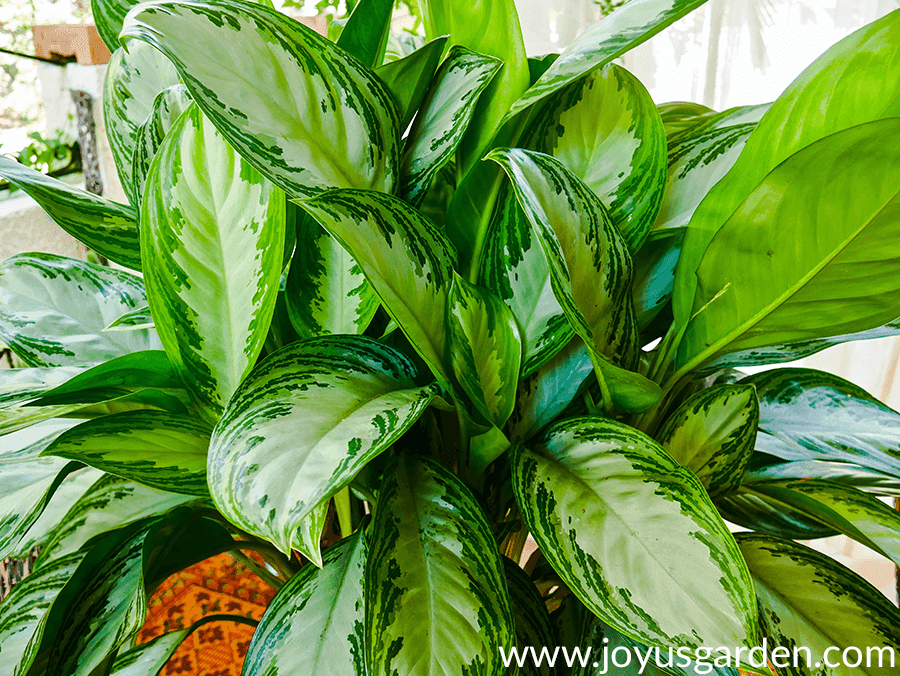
[138,553,276,676]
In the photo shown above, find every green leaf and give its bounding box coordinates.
[676,118,900,372]
[447,272,521,428]
[400,46,502,206]
[504,0,710,122]
[104,42,181,201]
[243,531,367,676]
[507,338,593,442]
[375,37,448,130]
[0,366,86,407]
[92,0,139,51]
[746,479,900,567]
[674,9,900,339]
[715,486,839,541]
[104,306,154,332]
[744,457,900,496]
[30,521,156,676]
[0,158,141,270]
[0,253,158,368]
[122,0,400,198]
[367,454,515,676]
[285,212,379,340]
[488,148,660,414]
[208,336,437,555]
[35,474,197,568]
[141,104,285,416]
[512,416,758,651]
[32,351,180,404]
[702,317,900,370]
[504,558,556,676]
[745,368,900,481]
[419,0,529,169]
[0,551,85,676]
[520,63,667,252]
[737,533,900,676]
[658,100,716,139]
[0,420,80,560]
[632,228,682,332]
[653,122,756,235]
[11,468,104,559]
[656,384,758,497]
[129,83,193,210]
[293,500,329,568]
[337,0,393,68]
[41,411,210,497]
[298,190,457,386]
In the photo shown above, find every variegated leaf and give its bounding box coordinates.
[504,0,709,122]
[104,306,154,332]
[122,0,400,198]
[632,228,681,331]
[715,486,839,541]
[504,558,556,676]
[0,157,141,270]
[35,474,197,568]
[447,272,521,429]
[674,10,900,342]
[400,46,502,206]
[658,100,716,139]
[659,101,769,143]
[129,83,193,210]
[298,190,457,386]
[375,36,448,129]
[104,42,181,200]
[507,338,593,442]
[747,479,900,567]
[208,336,438,555]
[521,63,666,252]
[0,366,86,408]
[744,457,900,496]
[31,520,160,676]
[419,0,529,169]
[512,417,758,652]
[294,500,329,568]
[745,368,900,480]
[479,178,571,378]
[0,551,85,676]
[243,531,367,676]
[93,0,140,51]
[738,533,900,676]
[41,411,211,497]
[656,384,758,497]
[285,213,379,340]
[10,468,104,559]
[141,104,285,416]
[0,253,158,368]
[653,122,756,234]
[0,420,80,560]
[367,454,515,676]
[488,149,661,414]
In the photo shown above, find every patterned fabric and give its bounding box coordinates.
[138,553,276,676]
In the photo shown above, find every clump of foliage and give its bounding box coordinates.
[1,0,900,675]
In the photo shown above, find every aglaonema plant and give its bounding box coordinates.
[1,0,900,674]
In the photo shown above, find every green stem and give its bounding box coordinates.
[229,550,285,591]
[334,487,354,539]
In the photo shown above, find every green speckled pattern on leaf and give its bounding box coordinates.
[512,416,758,652]
[366,455,515,676]
[208,336,438,555]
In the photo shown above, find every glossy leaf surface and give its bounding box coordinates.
[208,336,437,554]
[141,104,285,415]
[122,0,400,198]
[41,411,210,496]
[0,253,157,367]
[367,455,514,676]
[512,417,757,651]
[375,37,448,129]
